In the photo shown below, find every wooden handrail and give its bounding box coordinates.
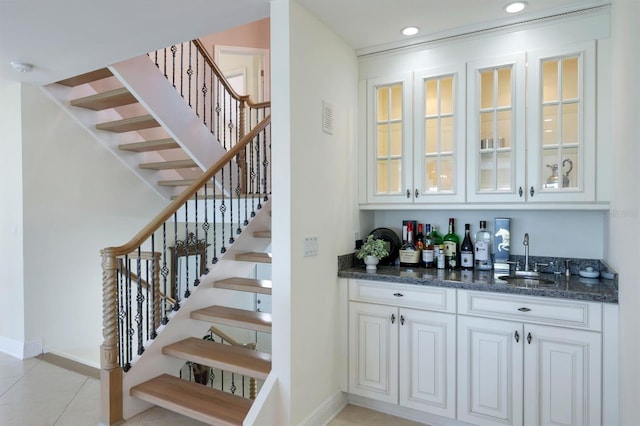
[192,39,268,109]
[124,269,177,307]
[101,115,270,258]
[208,326,256,350]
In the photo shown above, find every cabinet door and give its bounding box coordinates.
[366,73,414,203]
[458,316,524,426]
[399,308,456,418]
[524,324,602,426]
[413,64,466,203]
[467,53,526,203]
[348,301,398,403]
[526,41,596,202]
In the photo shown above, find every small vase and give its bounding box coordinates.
[364,255,379,271]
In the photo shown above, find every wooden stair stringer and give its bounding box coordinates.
[109,55,241,192]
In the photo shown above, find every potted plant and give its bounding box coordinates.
[356,235,390,271]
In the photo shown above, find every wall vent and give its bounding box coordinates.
[322,101,334,135]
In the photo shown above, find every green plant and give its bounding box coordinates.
[356,235,390,260]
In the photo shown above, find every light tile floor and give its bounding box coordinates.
[0,352,424,425]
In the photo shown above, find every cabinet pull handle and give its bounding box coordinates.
[400,315,405,325]
[514,331,520,343]
[519,186,523,197]
[393,292,404,297]
[415,189,419,198]
[406,189,410,198]
[518,307,531,312]
[527,332,532,344]
[530,186,535,197]
[391,314,396,324]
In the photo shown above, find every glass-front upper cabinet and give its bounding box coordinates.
[527,41,596,202]
[467,53,526,203]
[366,73,413,203]
[413,64,466,203]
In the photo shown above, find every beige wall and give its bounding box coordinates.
[20,84,167,366]
[271,0,360,423]
[610,0,640,423]
[199,17,270,52]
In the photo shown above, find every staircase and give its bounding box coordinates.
[50,39,273,425]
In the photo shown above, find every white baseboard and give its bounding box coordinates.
[302,390,348,426]
[0,336,42,359]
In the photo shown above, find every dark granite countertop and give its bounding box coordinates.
[338,265,618,303]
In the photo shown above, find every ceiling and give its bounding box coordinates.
[0,0,608,86]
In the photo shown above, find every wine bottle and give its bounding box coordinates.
[443,218,460,270]
[415,224,425,252]
[475,220,492,270]
[422,224,435,268]
[460,223,474,270]
[399,222,421,267]
[429,225,443,268]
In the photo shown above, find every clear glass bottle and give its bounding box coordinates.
[422,224,435,268]
[460,223,474,270]
[399,222,421,267]
[474,220,492,270]
[443,218,460,270]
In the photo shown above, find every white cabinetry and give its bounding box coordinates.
[457,290,602,426]
[364,64,466,205]
[348,280,456,418]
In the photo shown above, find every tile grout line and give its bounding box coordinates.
[0,358,42,400]
[52,376,90,426]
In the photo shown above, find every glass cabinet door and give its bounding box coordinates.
[467,54,526,203]
[527,41,596,202]
[414,64,466,203]
[366,74,413,203]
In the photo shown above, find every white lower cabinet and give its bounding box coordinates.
[348,280,456,418]
[347,283,612,426]
[457,291,603,426]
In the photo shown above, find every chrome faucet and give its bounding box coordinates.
[523,233,530,272]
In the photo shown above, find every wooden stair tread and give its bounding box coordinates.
[96,114,159,133]
[253,230,271,238]
[70,87,137,111]
[139,159,198,170]
[214,277,272,295]
[191,306,272,334]
[56,68,113,87]
[130,374,251,426]
[159,179,199,187]
[119,138,180,152]
[163,338,271,380]
[235,252,272,264]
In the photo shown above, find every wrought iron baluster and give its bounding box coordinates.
[212,178,219,264]
[183,202,190,299]
[194,193,200,287]
[187,42,193,109]
[161,223,169,325]
[173,212,180,311]
[135,247,144,356]
[125,256,133,370]
[203,181,210,273]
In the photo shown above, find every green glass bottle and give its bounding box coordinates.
[443,218,460,270]
[429,225,443,268]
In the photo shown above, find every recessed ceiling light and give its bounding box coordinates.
[402,26,420,36]
[504,1,528,14]
[10,62,34,73]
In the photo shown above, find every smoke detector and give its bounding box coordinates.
[11,62,34,73]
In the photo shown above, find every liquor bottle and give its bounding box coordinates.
[399,222,421,267]
[443,218,460,270]
[415,224,425,252]
[475,220,492,270]
[429,225,443,268]
[460,223,474,270]
[436,244,445,270]
[422,224,435,268]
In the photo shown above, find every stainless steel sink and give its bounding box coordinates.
[497,275,555,286]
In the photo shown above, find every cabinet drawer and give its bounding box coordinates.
[458,290,602,331]
[349,280,455,313]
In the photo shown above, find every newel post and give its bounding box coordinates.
[100,249,123,425]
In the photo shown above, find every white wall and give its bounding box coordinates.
[271,0,360,424]
[610,0,640,423]
[20,84,168,367]
[0,83,27,357]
